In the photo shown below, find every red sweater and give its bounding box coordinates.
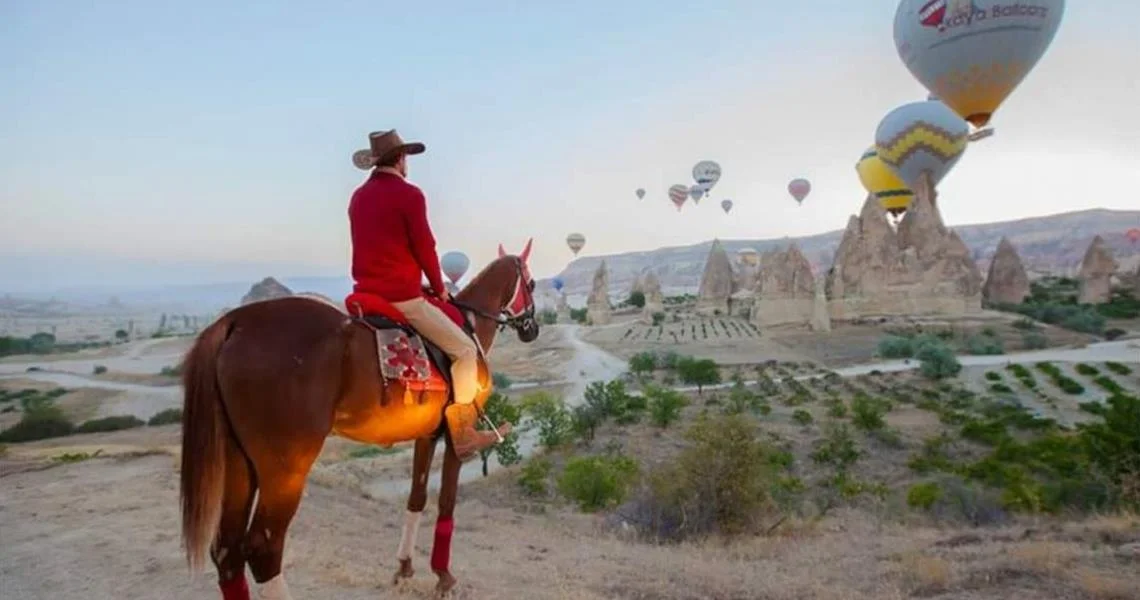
[348,171,446,302]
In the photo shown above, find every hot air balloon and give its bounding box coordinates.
[552,276,564,292]
[440,251,470,285]
[788,178,811,205]
[667,184,688,211]
[635,188,646,200]
[721,199,733,214]
[737,247,759,267]
[856,146,915,217]
[692,160,722,190]
[874,100,969,191]
[893,0,1065,128]
[566,233,586,256]
[1127,228,1140,246]
[688,185,704,204]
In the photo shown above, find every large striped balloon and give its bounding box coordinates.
[667,184,689,211]
[893,0,1065,128]
[874,100,969,190]
[856,146,914,217]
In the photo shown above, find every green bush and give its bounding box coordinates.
[877,335,915,359]
[1104,328,1126,341]
[916,339,961,380]
[966,334,1005,356]
[791,409,814,426]
[557,453,640,512]
[76,415,145,434]
[517,458,553,497]
[492,372,513,390]
[985,371,1002,382]
[1012,318,1040,331]
[994,300,1105,335]
[92,365,108,375]
[1078,401,1106,416]
[907,482,942,510]
[1081,393,1140,507]
[1104,362,1133,376]
[1075,364,1100,377]
[637,413,782,540]
[851,396,887,432]
[826,400,848,419]
[539,309,558,325]
[645,385,687,428]
[1022,332,1048,350]
[1092,376,1125,395]
[0,411,75,443]
[147,408,182,426]
[990,383,1014,394]
[811,422,861,472]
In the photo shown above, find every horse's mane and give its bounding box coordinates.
[456,255,516,301]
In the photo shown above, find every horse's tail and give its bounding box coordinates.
[179,315,233,572]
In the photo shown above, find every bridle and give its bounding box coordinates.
[452,257,536,333]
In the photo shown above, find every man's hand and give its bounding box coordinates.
[438,289,451,303]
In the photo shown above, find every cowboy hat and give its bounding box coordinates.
[351,129,426,170]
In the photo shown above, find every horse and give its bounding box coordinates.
[179,240,539,599]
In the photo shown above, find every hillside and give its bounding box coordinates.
[553,209,1140,298]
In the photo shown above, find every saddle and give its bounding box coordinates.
[344,291,477,403]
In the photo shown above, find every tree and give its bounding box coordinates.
[915,339,962,380]
[583,379,643,424]
[571,404,603,443]
[28,332,56,354]
[676,356,721,395]
[114,329,129,343]
[478,392,523,477]
[628,352,657,380]
[627,290,646,308]
[520,392,573,450]
[646,385,687,428]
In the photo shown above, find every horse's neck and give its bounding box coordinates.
[456,265,510,354]
[473,319,499,355]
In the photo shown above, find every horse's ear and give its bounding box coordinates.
[520,237,533,263]
[497,243,506,258]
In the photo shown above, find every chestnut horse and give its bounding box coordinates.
[179,241,538,599]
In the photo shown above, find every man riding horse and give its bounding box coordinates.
[348,129,509,460]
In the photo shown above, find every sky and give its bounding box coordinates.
[2,1,1139,294]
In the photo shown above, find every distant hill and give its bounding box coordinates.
[551,209,1140,298]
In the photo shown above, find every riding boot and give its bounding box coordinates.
[445,403,512,462]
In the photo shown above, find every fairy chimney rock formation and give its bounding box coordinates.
[826,193,982,319]
[983,237,1031,305]
[1077,236,1117,304]
[811,279,832,333]
[241,277,293,305]
[751,244,817,328]
[695,240,734,316]
[639,271,665,324]
[556,291,570,323]
[735,260,760,293]
[586,260,612,325]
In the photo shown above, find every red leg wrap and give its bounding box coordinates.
[430,517,454,572]
[219,575,250,600]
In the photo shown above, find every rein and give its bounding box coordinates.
[451,258,535,333]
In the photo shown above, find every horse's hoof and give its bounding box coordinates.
[392,559,414,585]
[434,571,457,596]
